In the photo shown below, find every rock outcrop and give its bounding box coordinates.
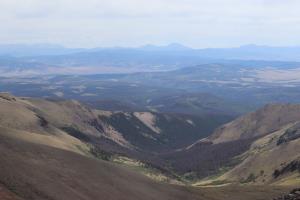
[274,188,300,200]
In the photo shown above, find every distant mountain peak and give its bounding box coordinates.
[166,43,191,49]
[239,44,260,48]
[140,43,192,51]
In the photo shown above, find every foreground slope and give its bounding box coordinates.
[0,133,289,200]
[0,132,203,200]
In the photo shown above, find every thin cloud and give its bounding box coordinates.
[0,0,300,48]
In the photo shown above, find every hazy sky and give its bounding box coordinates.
[1,0,300,48]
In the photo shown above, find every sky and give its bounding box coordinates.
[1,0,300,48]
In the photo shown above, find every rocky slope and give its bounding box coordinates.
[273,188,300,200]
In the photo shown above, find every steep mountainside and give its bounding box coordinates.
[191,104,300,186]
[217,124,300,185]
[0,93,228,178]
[4,94,218,151]
[209,104,300,144]
[98,111,229,152]
[0,93,292,200]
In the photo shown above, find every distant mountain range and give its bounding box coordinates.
[2,43,300,77]
[0,44,85,57]
[2,43,300,62]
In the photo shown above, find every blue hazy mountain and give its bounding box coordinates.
[0,44,84,57]
[1,43,300,61]
[139,43,193,51]
[2,43,300,76]
[195,44,300,61]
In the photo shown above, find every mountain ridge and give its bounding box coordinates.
[0,93,295,199]
[0,93,299,198]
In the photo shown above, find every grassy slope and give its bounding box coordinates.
[216,125,300,185]
[209,104,300,144]
[0,94,90,155]
[194,105,300,186]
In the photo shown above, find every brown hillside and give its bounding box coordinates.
[0,132,290,200]
[209,104,300,144]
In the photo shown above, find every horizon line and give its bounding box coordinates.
[1,43,300,50]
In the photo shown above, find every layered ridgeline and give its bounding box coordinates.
[0,93,298,200]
